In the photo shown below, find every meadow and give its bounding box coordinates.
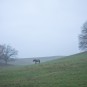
[0,52,87,87]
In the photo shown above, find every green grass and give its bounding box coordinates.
[0,52,87,87]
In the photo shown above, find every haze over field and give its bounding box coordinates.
[9,56,62,65]
[0,0,87,58]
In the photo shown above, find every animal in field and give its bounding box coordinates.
[33,59,40,64]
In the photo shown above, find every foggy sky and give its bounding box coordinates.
[0,0,87,58]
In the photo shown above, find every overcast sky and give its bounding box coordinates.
[0,0,87,58]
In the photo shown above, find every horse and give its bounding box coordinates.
[33,59,40,64]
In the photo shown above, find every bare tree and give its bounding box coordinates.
[0,44,18,64]
[79,21,87,51]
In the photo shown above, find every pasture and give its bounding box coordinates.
[0,52,87,87]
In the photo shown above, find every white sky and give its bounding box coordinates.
[0,0,87,58]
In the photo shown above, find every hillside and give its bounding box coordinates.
[9,56,63,65]
[0,52,87,87]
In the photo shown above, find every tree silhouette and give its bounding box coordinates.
[79,21,87,51]
[0,44,18,64]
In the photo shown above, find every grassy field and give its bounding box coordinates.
[0,52,87,87]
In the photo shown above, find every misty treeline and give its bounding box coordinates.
[79,21,87,51]
[0,44,18,64]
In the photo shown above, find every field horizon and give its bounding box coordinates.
[8,55,64,65]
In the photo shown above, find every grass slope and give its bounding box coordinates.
[0,52,87,87]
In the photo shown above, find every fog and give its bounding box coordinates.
[0,0,87,58]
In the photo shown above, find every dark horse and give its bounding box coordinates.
[33,59,40,64]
